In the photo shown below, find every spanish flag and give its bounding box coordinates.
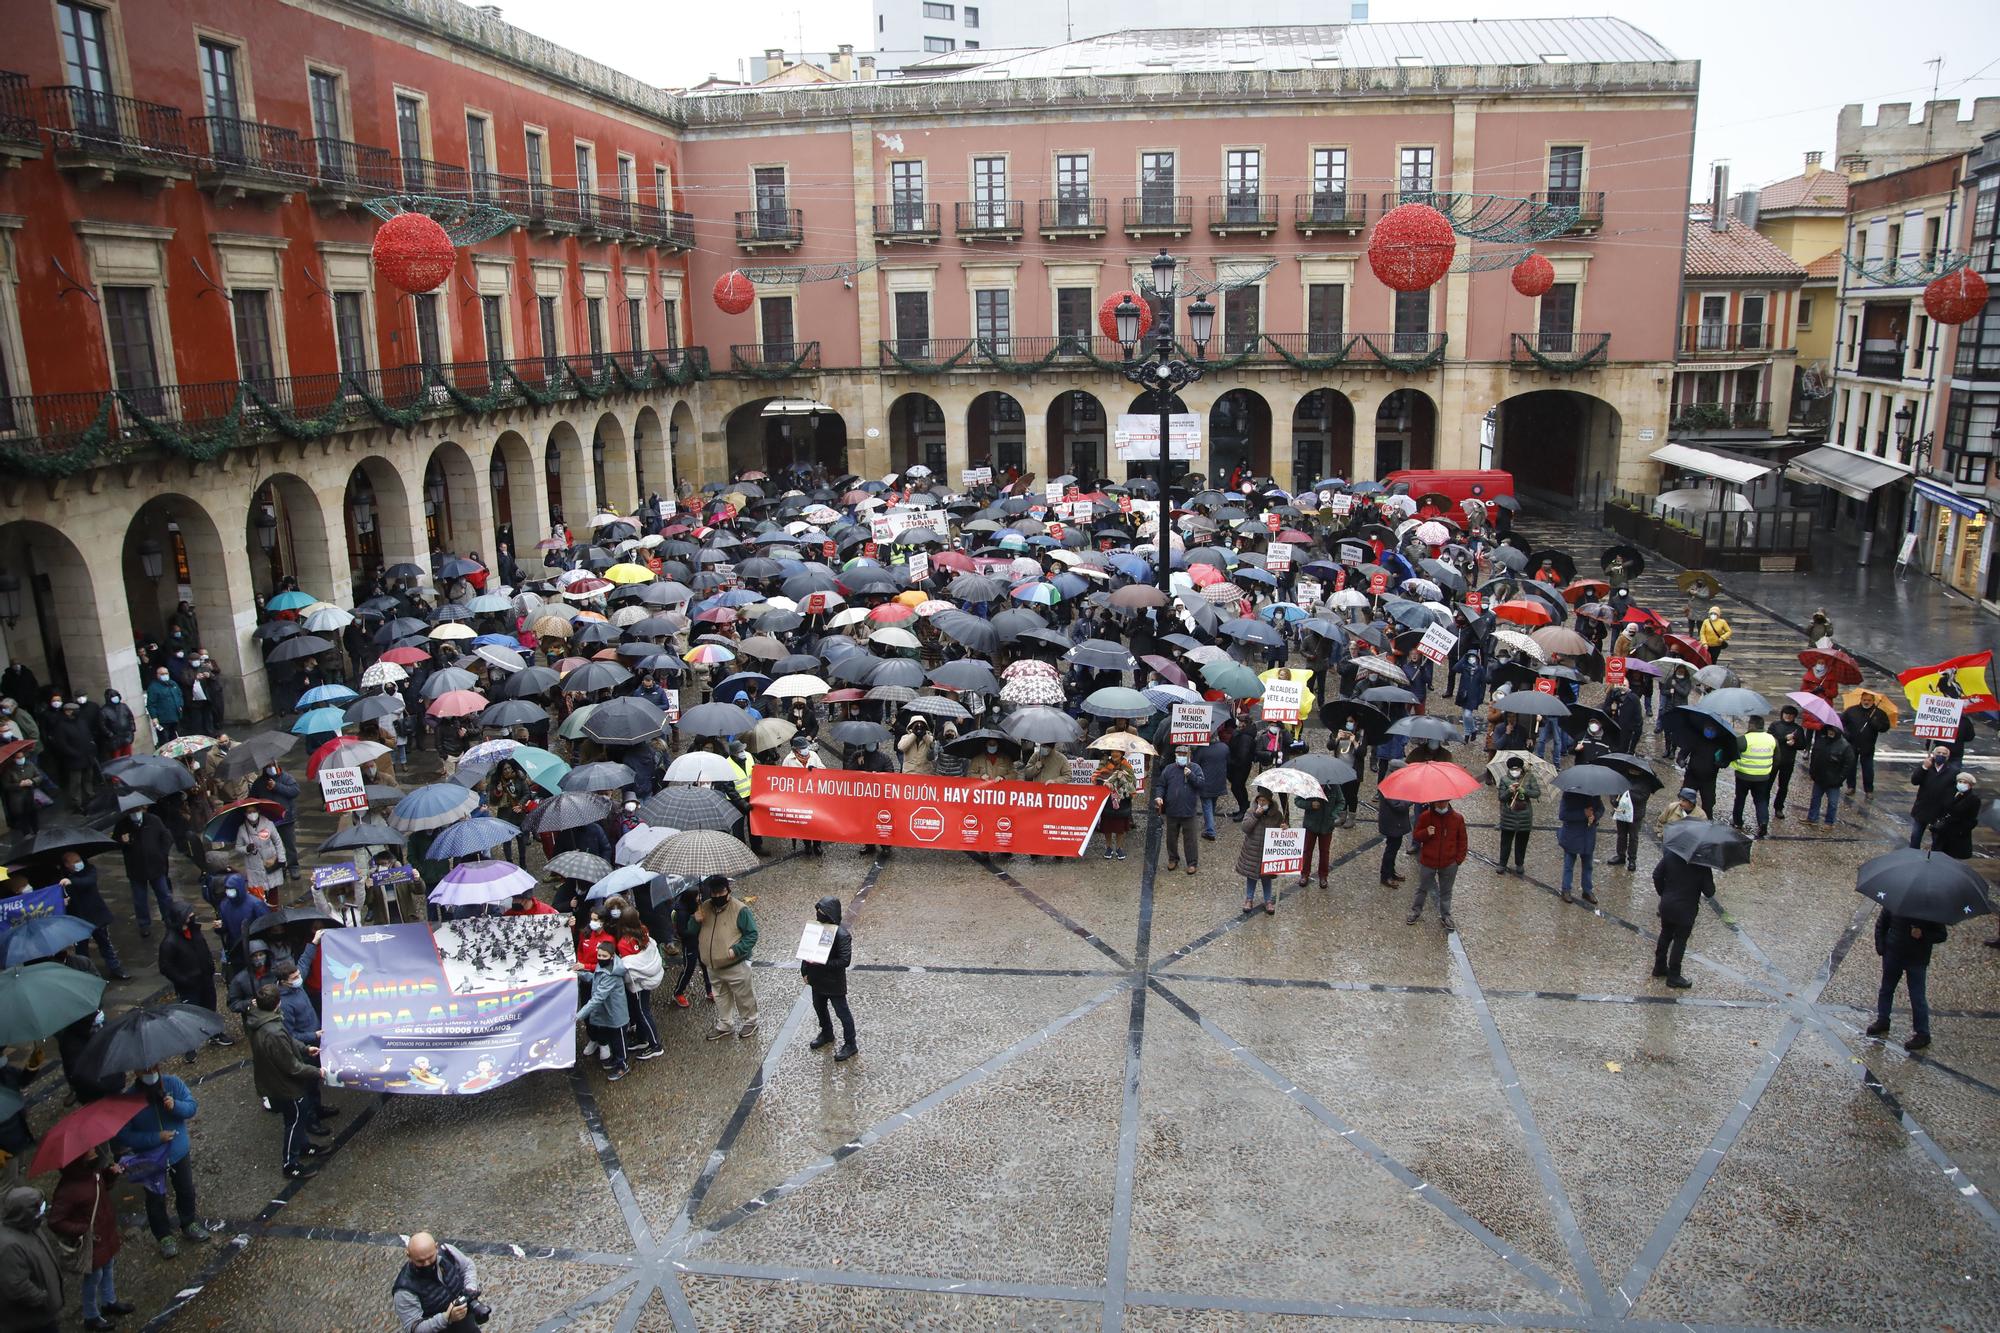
[1897,651,1997,712]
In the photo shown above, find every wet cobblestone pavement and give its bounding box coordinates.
[13,517,2000,1331]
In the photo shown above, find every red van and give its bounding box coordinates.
[1382,469,1516,507]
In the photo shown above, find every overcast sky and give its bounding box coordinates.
[495,0,2000,193]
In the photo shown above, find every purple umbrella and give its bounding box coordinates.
[429,859,536,906]
[1617,656,1662,677]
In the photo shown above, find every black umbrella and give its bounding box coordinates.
[679,701,756,738]
[1600,544,1646,579]
[496,666,561,699]
[212,731,298,781]
[1388,715,1458,744]
[1854,848,1994,924]
[826,720,893,747]
[1496,691,1569,718]
[72,1004,226,1081]
[581,697,667,746]
[1280,754,1358,787]
[321,820,406,852]
[1065,638,1138,672]
[1552,764,1629,797]
[1559,704,1615,741]
[344,694,405,726]
[943,729,1022,759]
[268,634,335,664]
[1359,686,1419,707]
[102,757,195,797]
[1526,550,1576,583]
[478,699,548,730]
[1591,753,1665,794]
[1660,705,1742,761]
[562,761,636,793]
[1321,700,1389,743]
[245,897,342,940]
[522,791,611,834]
[929,660,1000,693]
[10,823,118,859]
[1662,819,1753,870]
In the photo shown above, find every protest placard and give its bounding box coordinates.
[1416,622,1458,666]
[1168,703,1212,745]
[319,765,368,814]
[1261,678,1305,723]
[1914,693,1966,740]
[1261,827,1305,876]
[1265,541,1293,573]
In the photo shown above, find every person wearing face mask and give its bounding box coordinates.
[1930,772,1980,859]
[1800,657,1840,705]
[1766,704,1807,822]
[247,983,327,1180]
[234,805,288,900]
[248,763,301,876]
[271,961,335,1136]
[1408,798,1468,931]
[1908,745,1963,849]
[111,1066,209,1257]
[215,872,268,974]
[1,747,53,837]
[1232,790,1286,915]
[602,898,665,1061]
[1556,787,1603,906]
[157,904,230,1050]
[964,737,1013,782]
[801,895,858,1061]
[1728,715,1777,840]
[0,696,40,751]
[143,668,184,746]
[54,851,125,980]
[0,1184,65,1331]
[92,690,136,762]
[116,808,177,939]
[695,874,759,1040]
[1154,746,1205,876]
[1494,757,1540,877]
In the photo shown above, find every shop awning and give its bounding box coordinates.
[1786,446,1907,502]
[1913,477,1988,518]
[1648,443,1771,486]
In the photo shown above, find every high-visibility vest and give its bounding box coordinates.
[728,756,753,800]
[1732,731,1776,779]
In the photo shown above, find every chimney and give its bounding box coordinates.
[475,3,502,16]
[1804,149,1823,171]
[1709,163,1729,232]
[859,55,877,80]
[831,44,854,79]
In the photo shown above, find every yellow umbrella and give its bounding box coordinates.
[1840,688,1901,726]
[895,589,928,607]
[604,563,656,585]
[530,615,572,637]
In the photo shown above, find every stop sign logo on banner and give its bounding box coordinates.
[1368,571,1388,596]
[1261,678,1305,724]
[1416,622,1457,666]
[1465,590,1483,613]
[1334,569,1347,592]
[907,551,929,583]
[1168,703,1211,746]
[1261,827,1305,876]
[862,540,878,561]
[1047,522,1065,541]
[803,591,828,615]
[1604,655,1628,688]
[1534,675,1560,695]
[319,765,368,814]
[821,539,836,560]
[1914,693,1966,740]
[1265,541,1293,574]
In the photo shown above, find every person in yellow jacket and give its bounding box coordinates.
[1698,605,1732,661]
[1729,714,1777,837]
[1256,666,1315,742]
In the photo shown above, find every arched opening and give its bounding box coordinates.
[546,420,591,533]
[246,474,336,604]
[1047,390,1106,482]
[1290,390,1355,493]
[632,405,667,509]
[668,400,698,497]
[723,398,848,479]
[594,411,634,516]
[1492,389,1623,505]
[1123,390,1187,488]
[1374,389,1437,477]
[490,430,539,561]
[123,492,263,719]
[888,392,945,475]
[1210,388,1271,487]
[344,457,418,587]
[969,391,1026,482]
[423,442,482,561]
[0,519,116,703]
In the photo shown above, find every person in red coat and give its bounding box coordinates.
[50,1147,131,1329]
[1407,799,1468,932]
[1800,659,1841,704]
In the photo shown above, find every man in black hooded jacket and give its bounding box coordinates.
[800,895,857,1061]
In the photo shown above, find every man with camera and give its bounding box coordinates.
[392,1231,488,1330]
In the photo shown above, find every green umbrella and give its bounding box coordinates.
[0,962,107,1045]
[556,702,600,740]
[1200,660,1264,701]
[509,745,571,792]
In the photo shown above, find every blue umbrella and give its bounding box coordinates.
[265,590,315,611]
[388,783,481,833]
[1258,602,1308,623]
[1235,567,1279,587]
[472,633,522,648]
[0,914,98,966]
[426,816,523,861]
[297,684,359,709]
[1108,554,1152,580]
[292,706,349,736]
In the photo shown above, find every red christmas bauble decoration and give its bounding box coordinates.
[1511,253,1555,298]
[1366,202,1457,292]
[1097,289,1154,340]
[1923,268,1990,326]
[713,270,755,315]
[370,212,456,295]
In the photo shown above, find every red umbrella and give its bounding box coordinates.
[1275,528,1313,543]
[869,602,916,623]
[1140,654,1188,686]
[1663,633,1712,666]
[380,645,430,666]
[1620,606,1669,630]
[1561,579,1610,605]
[824,688,866,702]
[29,1092,148,1176]
[1492,599,1553,627]
[930,550,975,573]
[1799,647,1863,686]
[1378,761,1481,804]
[0,738,34,767]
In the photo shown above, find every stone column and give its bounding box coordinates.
[1351,390,1379,482]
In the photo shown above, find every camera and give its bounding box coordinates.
[468,1299,493,1325]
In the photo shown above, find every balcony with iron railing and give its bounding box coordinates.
[874,202,941,242]
[1668,400,1771,434]
[874,331,1455,372]
[1679,323,1777,356]
[1855,346,1909,380]
[193,117,303,198]
[1293,192,1365,236]
[394,156,469,198]
[1532,189,1605,233]
[627,201,695,249]
[1208,193,1279,234]
[955,199,1023,240]
[0,350,709,473]
[1378,188,1439,213]
[305,138,397,202]
[41,85,188,178]
[1123,194,1193,235]
[1511,331,1611,368]
[0,72,41,160]
[1038,196,1106,236]
[881,335,1124,371]
[731,342,820,374]
[735,208,802,248]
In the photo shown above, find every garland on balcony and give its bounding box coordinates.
[732,346,817,379]
[353,381,431,432]
[0,396,116,477]
[968,339,1116,376]
[1360,333,1449,373]
[243,380,355,442]
[883,340,977,375]
[1261,334,1360,372]
[121,388,247,462]
[1514,336,1608,375]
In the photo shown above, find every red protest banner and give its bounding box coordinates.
[750,769,1111,856]
[1464,590,1483,612]
[1369,571,1388,596]
[863,541,878,560]
[1118,495,1133,515]
[1604,655,1628,687]
[1334,569,1347,592]
[1048,522,1065,541]
[1534,675,1559,695]
[1264,512,1281,532]
[821,540,836,559]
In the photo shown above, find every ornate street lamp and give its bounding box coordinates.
[0,573,21,628]
[1114,249,1214,594]
[137,537,166,579]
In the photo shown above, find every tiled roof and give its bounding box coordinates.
[1803,251,1844,280]
[1684,213,1810,280]
[1758,168,1849,213]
